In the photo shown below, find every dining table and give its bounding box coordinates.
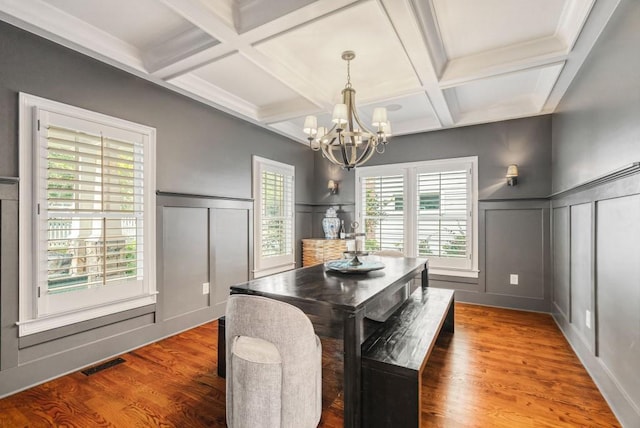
[219,256,429,428]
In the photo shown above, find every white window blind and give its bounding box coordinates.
[360,174,405,252]
[416,168,471,269]
[253,156,295,277]
[260,170,294,258]
[42,125,144,297]
[18,93,156,336]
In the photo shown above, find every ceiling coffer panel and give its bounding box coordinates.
[444,62,565,125]
[255,0,421,105]
[191,52,311,110]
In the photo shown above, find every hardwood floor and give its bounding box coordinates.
[0,303,619,427]
[421,304,619,427]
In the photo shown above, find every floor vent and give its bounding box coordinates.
[81,357,126,376]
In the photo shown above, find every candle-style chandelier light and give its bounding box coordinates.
[302,51,391,170]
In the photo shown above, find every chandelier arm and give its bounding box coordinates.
[320,143,330,159]
[322,137,345,166]
[342,88,357,169]
[323,149,343,167]
[325,123,339,137]
[319,124,339,146]
[352,111,376,137]
[345,89,378,138]
[355,142,376,166]
[343,88,356,135]
[350,144,357,166]
[338,132,353,168]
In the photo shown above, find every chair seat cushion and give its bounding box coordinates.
[233,336,281,364]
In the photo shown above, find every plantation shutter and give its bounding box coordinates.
[416,167,471,269]
[253,157,295,276]
[360,174,405,252]
[261,169,294,258]
[37,112,148,316]
[356,158,476,274]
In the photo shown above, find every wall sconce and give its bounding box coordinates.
[506,164,519,186]
[328,179,339,194]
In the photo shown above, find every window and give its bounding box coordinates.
[361,173,405,252]
[18,93,156,336]
[356,157,478,276]
[253,156,295,277]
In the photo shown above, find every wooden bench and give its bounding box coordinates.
[361,286,455,428]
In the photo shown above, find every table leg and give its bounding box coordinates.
[217,316,226,378]
[343,309,364,428]
[421,262,429,288]
[444,296,455,333]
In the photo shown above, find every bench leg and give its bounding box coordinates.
[217,316,226,378]
[421,266,429,288]
[444,298,455,333]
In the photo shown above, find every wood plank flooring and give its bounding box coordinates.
[0,303,620,427]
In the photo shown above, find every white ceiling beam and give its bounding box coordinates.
[148,0,243,78]
[406,0,447,77]
[150,44,236,80]
[142,27,220,74]
[556,0,596,51]
[439,37,568,88]
[158,0,238,43]
[544,0,621,112]
[383,0,452,127]
[239,0,359,41]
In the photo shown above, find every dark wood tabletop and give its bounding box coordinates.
[230,256,427,311]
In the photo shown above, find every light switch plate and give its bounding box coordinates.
[202,282,210,295]
[509,274,519,285]
[586,310,591,329]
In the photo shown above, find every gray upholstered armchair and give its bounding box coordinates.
[225,294,322,428]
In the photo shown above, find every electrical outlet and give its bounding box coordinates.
[585,310,591,329]
[509,274,519,285]
[202,282,210,295]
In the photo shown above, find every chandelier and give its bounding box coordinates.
[303,51,391,170]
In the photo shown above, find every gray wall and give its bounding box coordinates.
[551,1,640,425]
[551,1,640,193]
[0,21,313,397]
[314,116,553,311]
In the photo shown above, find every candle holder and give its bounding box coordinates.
[343,222,369,266]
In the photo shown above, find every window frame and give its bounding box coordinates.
[18,93,157,336]
[252,156,295,278]
[356,157,478,277]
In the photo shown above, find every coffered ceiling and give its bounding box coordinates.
[0,0,620,144]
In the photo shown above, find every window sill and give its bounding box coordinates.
[429,268,479,279]
[17,294,157,337]
[254,262,296,279]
